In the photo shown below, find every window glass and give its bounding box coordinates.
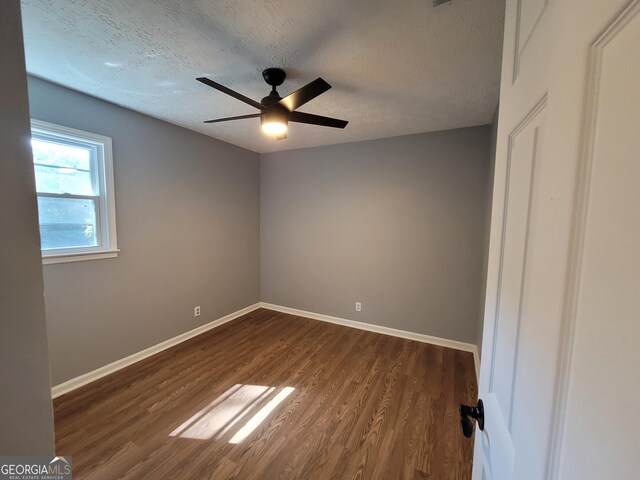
[32,138,94,196]
[37,196,98,249]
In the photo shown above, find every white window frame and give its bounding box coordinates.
[31,119,119,265]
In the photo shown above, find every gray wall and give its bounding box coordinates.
[261,127,491,344]
[476,108,499,356]
[27,77,261,386]
[0,0,55,455]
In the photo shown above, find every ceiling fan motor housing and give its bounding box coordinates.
[260,90,282,106]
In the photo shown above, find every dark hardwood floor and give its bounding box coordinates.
[54,308,477,479]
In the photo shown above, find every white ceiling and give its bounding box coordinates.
[21,0,505,153]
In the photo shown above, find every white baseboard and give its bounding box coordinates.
[259,302,480,378]
[51,303,261,399]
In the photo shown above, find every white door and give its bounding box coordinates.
[473,0,640,479]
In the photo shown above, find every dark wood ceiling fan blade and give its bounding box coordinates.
[203,114,261,124]
[278,78,331,112]
[289,111,348,129]
[196,77,265,110]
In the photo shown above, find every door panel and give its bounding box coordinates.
[474,1,637,479]
[557,2,640,478]
[491,99,545,426]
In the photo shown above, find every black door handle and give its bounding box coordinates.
[459,399,484,438]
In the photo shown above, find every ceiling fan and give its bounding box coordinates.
[196,68,348,140]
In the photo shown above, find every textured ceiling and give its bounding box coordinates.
[21,0,505,153]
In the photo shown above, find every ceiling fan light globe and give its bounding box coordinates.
[261,121,288,136]
[261,110,288,137]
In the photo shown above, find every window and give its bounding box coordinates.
[31,119,118,264]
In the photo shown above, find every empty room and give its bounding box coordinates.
[2,0,639,479]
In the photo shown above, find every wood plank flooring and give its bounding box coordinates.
[54,308,477,479]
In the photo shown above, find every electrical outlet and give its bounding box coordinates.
[194,306,201,317]
[355,302,362,312]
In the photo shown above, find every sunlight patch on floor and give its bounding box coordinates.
[229,387,295,444]
[169,384,295,442]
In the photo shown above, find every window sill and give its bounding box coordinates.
[42,249,120,265]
